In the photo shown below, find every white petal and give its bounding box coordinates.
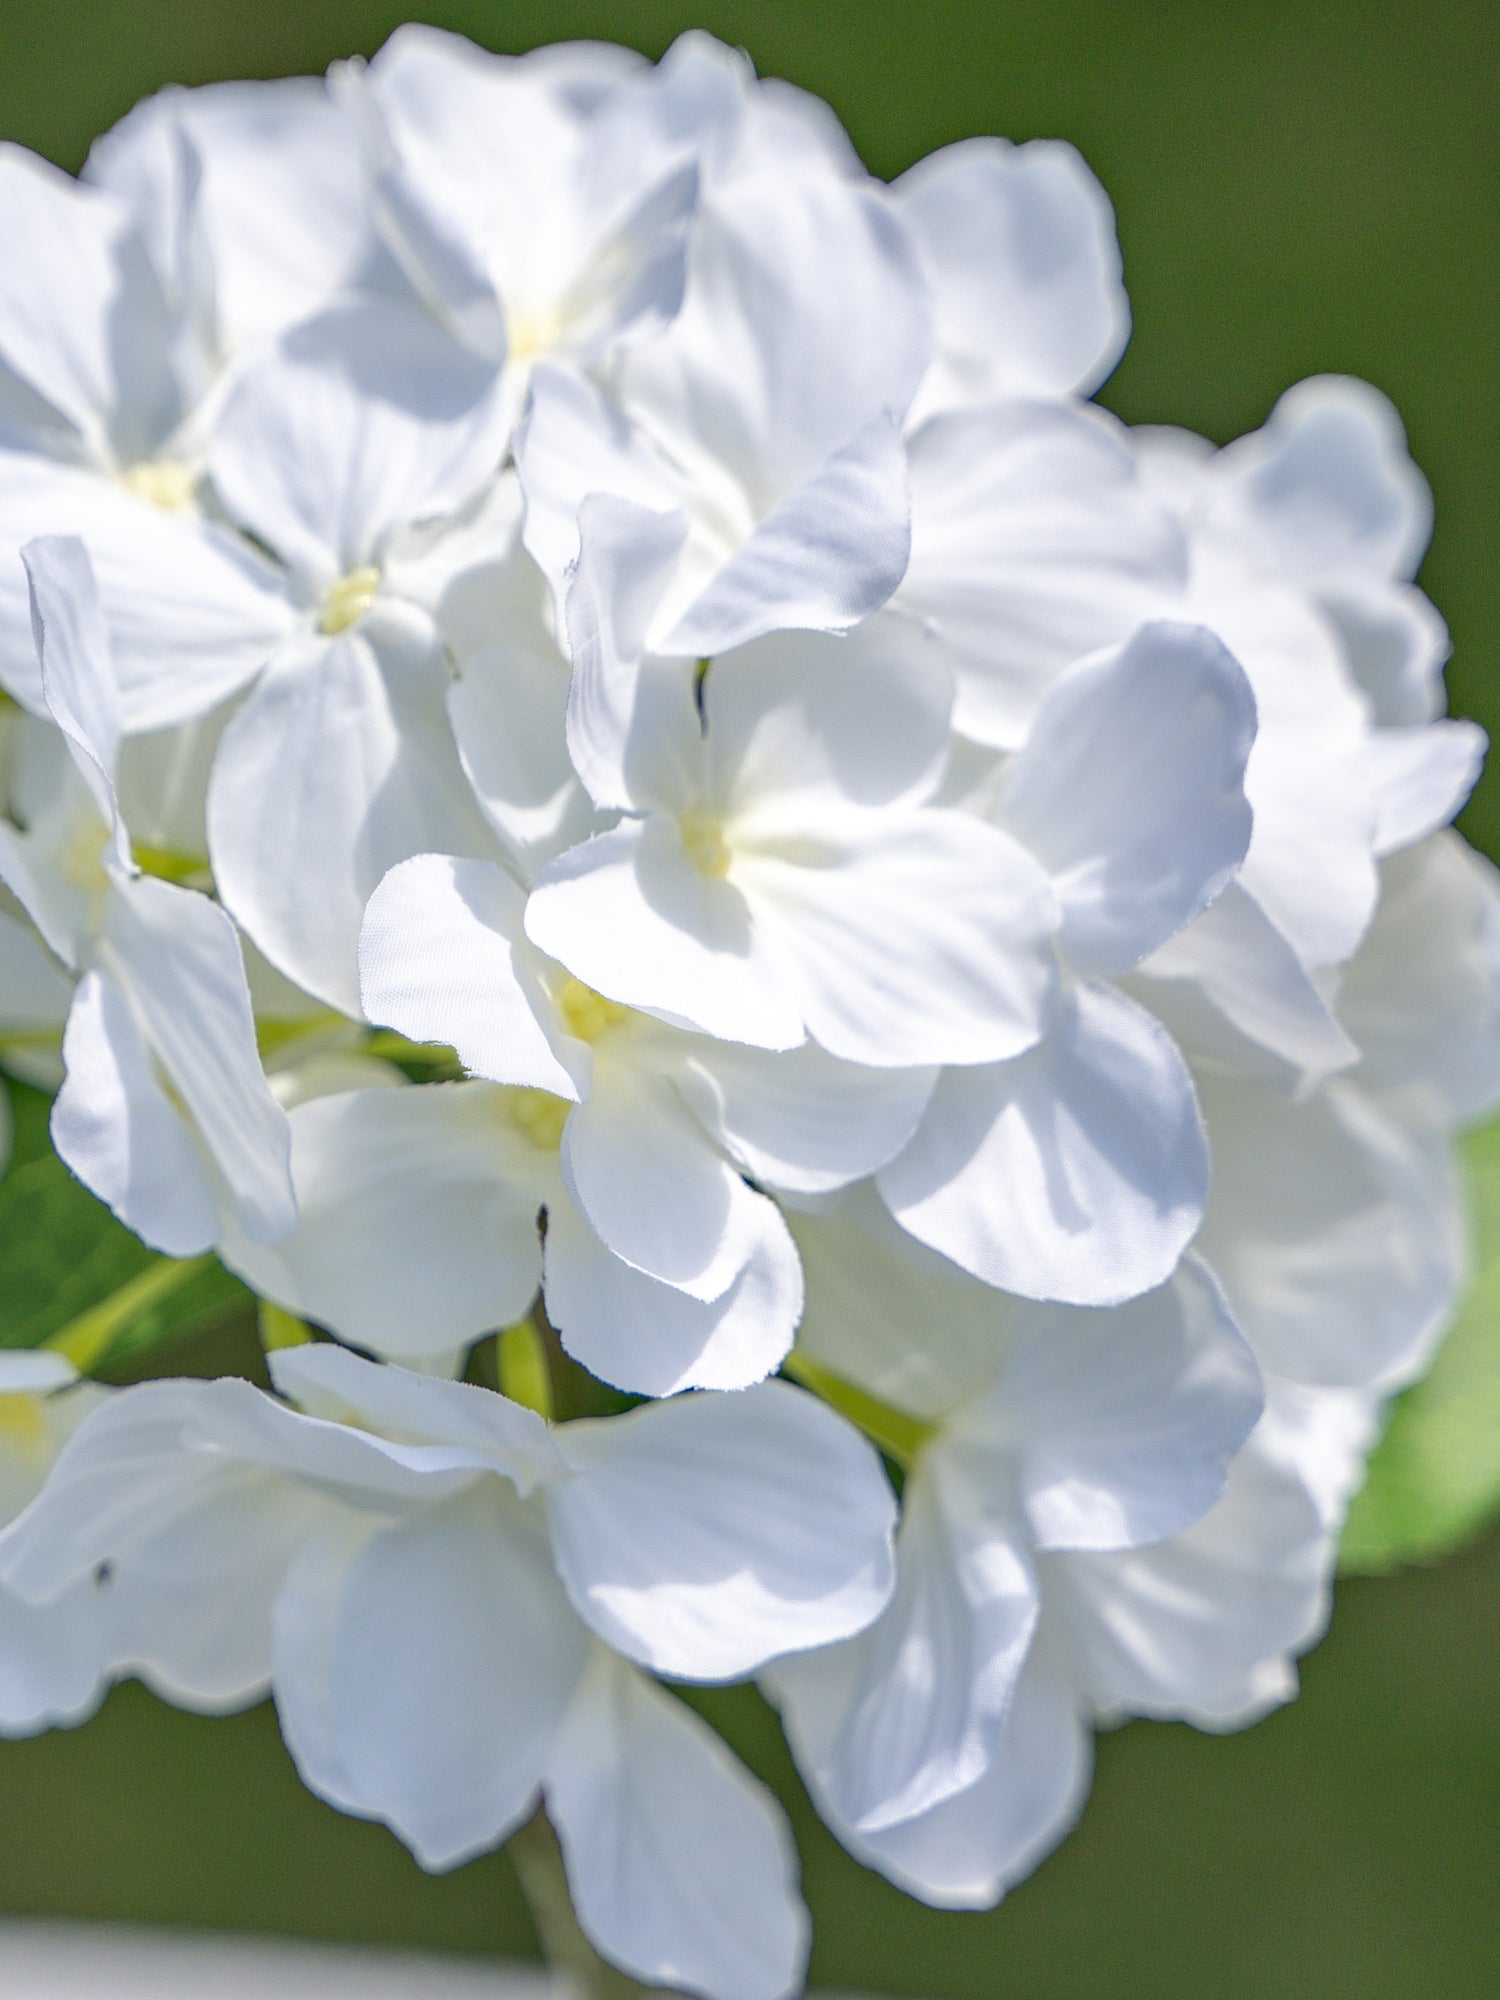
[543,1191,801,1396]
[0,1352,78,1397]
[0,453,295,731]
[0,772,97,973]
[740,812,1058,1069]
[0,1581,111,1736]
[86,75,372,353]
[1215,374,1433,585]
[1198,565,1379,970]
[1196,1074,1463,1388]
[547,1380,896,1679]
[220,1082,545,1361]
[548,1650,809,2000]
[363,28,697,369]
[999,621,1256,976]
[769,1459,1037,1833]
[547,158,698,363]
[561,494,694,813]
[0,146,173,457]
[967,1258,1262,1551]
[114,707,224,857]
[209,298,509,582]
[658,414,912,658]
[1316,576,1449,727]
[674,1037,935,1194]
[705,620,954,820]
[622,167,929,503]
[1364,720,1485,857]
[0,902,72,1039]
[22,536,120,817]
[889,400,1185,749]
[791,1184,1014,1420]
[558,1048,777,1295]
[518,365,686,635]
[831,1635,1091,1911]
[104,1468,313,1713]
[896,136,1127,405]
[268,1344,558,1488]
[51,968,220,1257]
[1050,1379,1375,1727]
[447,632,596,875]
[273,1489,587,1871]
[360,853,580,1096]
[526,818,806,1052]
[208,630,494,1015]
[341,70,507,363]
[0,1379,316,1709]
[1134,882,1359,1093]
[1337,834,1500,1123]
[102,870,295,1244]
[880,983,1206,1304]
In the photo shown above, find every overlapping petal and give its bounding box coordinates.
[880,984,1207,1304]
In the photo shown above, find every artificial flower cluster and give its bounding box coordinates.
[0,27,1497,1998]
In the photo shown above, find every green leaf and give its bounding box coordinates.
[4,1077,55,1173]
[1341,1116,1500,1572]
[0,1080,251,1372]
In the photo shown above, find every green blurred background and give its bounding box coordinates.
[2,1,1500,1993]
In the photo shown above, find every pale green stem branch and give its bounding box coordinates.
[782,1350,933,1468]
[509,1807,668,1999]
[258,1298,313,1352]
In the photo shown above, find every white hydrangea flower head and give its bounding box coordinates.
[0,27,1495,1998]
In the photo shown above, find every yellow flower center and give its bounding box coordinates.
[679,806,732,878]
[119,459,198,511]
[59,814,111,896]
[507,306,565,365]
[508,1087,572,1152]
[555,976,632,1044]
[0,1393,48,1456]
[319,566,382,636]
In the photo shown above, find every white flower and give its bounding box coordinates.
[345,25,701,408]
[0,538,294,1254]
[194,298,510,1012]
[435,474,600,876]
[0,1351,113,1737]
[516,148,928,658]
[877,618,1256,1302]
[817,1372,1375,1910]
[83,72,375,360]
[1133,378,1483,978]
[340,851,931,1390]
[847,397,1188,753]
[893,135,1129,420]
[1,1342,900,2000]
[534,535,1060,1067]
[0,142,292,726]
[765,1199,1260,1864]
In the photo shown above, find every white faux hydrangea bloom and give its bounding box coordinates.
[0,26,1496,2000]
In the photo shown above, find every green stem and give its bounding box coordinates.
[782,1350,934,1468]
[132,843,212,889]
[497,1313,554,1418]
[258,1298,313,1352]
[363,1029,461,1069]
[46,1255,210,1373]
[508,1806,665,1999]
